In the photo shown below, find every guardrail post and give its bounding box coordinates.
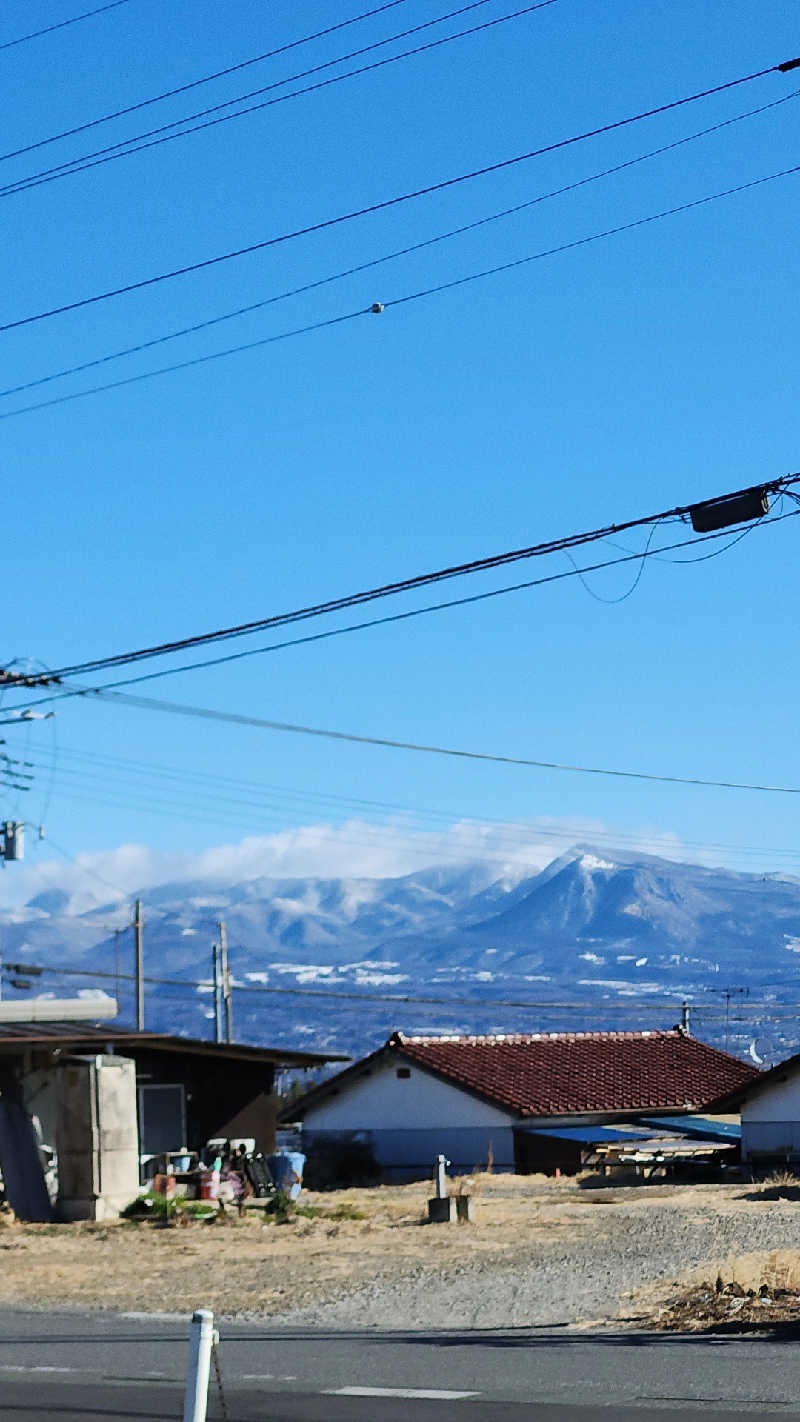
[183,1309,214,1422]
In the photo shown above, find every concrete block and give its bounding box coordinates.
[428,1196,458,1223]
[456,1195,475,1223]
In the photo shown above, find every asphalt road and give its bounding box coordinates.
[3,1310,800,1420]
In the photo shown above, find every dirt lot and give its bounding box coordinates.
[2,1174,800,1326]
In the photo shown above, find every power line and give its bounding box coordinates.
[42,835,142,902]
[5,511,799,771]
[0,0,560,199]
[8,478,795,683]
[0,1,131,52]
[27,741,800,868]
[57,511,800,685]
[386,160,800,310]
[83,677,800,797]
[0,752,746,860]
[3,54,796,334]
[5,153,800,421]
[0,0,414,161]
[12,957,785,1013]
[26,750,800,872]
[0,306,372,417]
[9,523,800,796]
[3,88,794,404]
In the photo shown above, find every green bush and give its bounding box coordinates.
[121,1191,216,1222]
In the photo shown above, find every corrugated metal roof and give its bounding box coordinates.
[0,1021,347,1067]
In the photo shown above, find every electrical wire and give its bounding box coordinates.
[6,155,800,421]
[0,1,131,52]
[23,748,800,875]
[1,957,759,1011]
[386,159,800,312]
[42,835,141,901]
[0,0,560,199]
[44,684,800,796]
[2,54,797,334]
[0,0,414,162]
[4,88,795,404]
[27,741,800,867]
[5,508,799,823]
[9,510,800,792]
[566,522,659,603]
[7,484,796,684]
[0,305,372,416]
[62,512,800,684]
[15,958,800,1027]
[39,836,178,924]
[0,754,736,860]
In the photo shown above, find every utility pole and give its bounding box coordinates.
[134,900,144,1032]
[218,918,232,1044]
[114,929,121,1006]
[1,822,24,861]
[212,940,222,1044]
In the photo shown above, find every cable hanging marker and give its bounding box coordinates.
[370,302,385,313]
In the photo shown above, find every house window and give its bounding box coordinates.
[396,1067,411,1079]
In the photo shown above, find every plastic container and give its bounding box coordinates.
[267,1151,305,1201]
[198,1168,220,1201]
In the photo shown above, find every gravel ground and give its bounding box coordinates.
[4,1178,800,1329]
[278,1198,800,1331]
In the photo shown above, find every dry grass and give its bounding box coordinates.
[0,1174,792,1320]
[637,1251,800,1332]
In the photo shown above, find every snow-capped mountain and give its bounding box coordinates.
[3,846,800,1065]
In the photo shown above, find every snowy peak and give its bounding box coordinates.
[4,844,800,1063]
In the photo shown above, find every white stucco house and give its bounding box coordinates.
[284,1028,757,1180]
[715,1050,800,1166]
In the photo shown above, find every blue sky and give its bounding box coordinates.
[2,0,800,890]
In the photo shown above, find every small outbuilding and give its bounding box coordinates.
[284,1028,758,1180]
[0,1021,347,1219]
[712,1048,800,1169]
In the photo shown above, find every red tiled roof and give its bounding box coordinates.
[390,1029,758,1116]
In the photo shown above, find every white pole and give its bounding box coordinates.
[183,1309,214,1422]
[436,1154,448,1199]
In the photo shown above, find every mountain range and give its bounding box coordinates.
[3,845,800,1068]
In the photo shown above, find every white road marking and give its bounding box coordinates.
[326,1387,479,1399]
[120,1310,186,1322]
[0,1365,77,1374]
[241,1373,298,1381]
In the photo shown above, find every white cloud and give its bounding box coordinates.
[0,810,762,917]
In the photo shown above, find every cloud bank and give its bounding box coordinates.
[2,813,706,916]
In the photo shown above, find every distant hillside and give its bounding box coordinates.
[2,846,799,1066]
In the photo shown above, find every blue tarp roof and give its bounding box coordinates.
[519,1124,667,1145]
[638,1115,741,1140]
[519,1116,740,1146]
